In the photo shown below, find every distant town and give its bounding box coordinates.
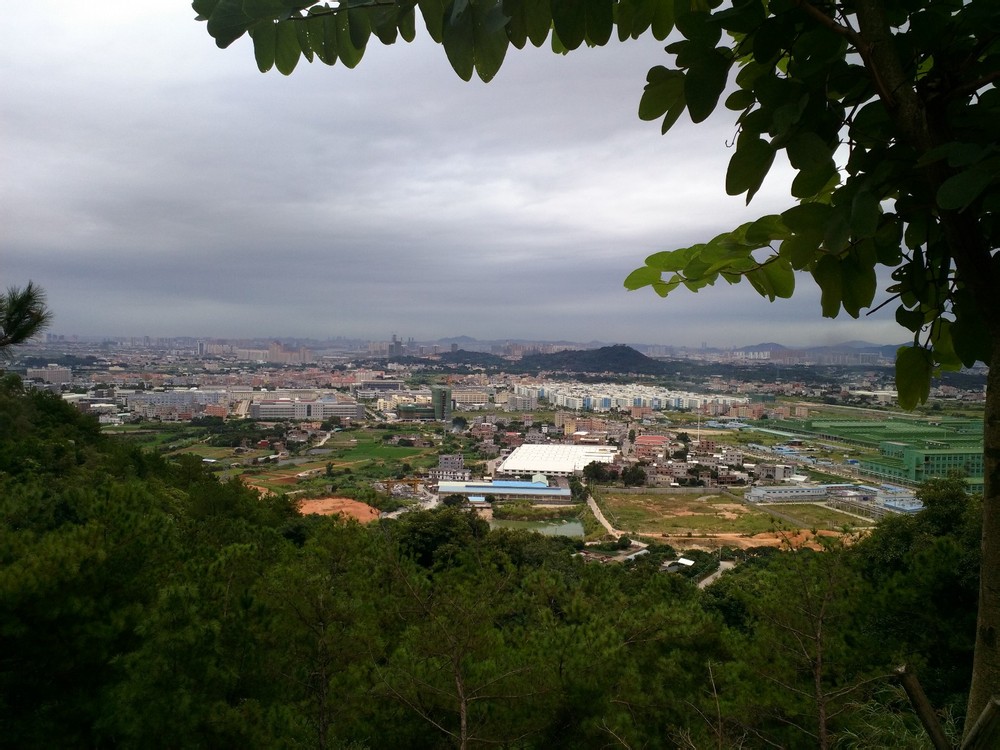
[11,332,988,533]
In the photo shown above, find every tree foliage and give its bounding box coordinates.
[0,281,51,357]
[0,382,984,746]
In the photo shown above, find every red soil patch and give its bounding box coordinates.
[298,496,380,523]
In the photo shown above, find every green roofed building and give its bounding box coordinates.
[861,441,984,493]
[765,416,983,492]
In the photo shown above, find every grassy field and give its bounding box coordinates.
[594,491,784,536]
[105,424,442,492]
[103,423,205,450]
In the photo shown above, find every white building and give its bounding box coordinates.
[496,444,618,477]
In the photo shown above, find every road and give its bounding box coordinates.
[698,560,735,588]
[587,496,621,537]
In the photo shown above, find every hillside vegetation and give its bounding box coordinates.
[0,376,980,747]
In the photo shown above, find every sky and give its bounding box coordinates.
[3,2,906,348]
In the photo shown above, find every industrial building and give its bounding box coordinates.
[496,444,618,478]
[437,479,572,504]
[249,398,365,421]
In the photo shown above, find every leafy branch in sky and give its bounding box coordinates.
[0,281,51,357]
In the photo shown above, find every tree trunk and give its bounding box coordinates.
[966,344,1000,730]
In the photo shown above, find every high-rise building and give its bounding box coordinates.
[431,385,452,421]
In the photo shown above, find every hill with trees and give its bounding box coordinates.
[519,344,667,375]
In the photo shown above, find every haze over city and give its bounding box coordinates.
[6,2,904,347]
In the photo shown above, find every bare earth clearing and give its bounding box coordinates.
[297,497,380,523]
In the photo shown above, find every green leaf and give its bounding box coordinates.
[675,9,721,45]
[713,0,766,34]
[811,254,843,318]
[790,160,837,200]
[336,9,365,68]
[937,167,994,211]
[295,15,313,61]
[779,233,821,270]
[250,21,277,72]
[652,277,682,296]
[616,0,657,40]
[822,204,851,253]
[398,6,417,42]
[639,66,687,134]
[850,188,881,238]
[684,46,731,123]
[649,0,674,39]
[206,0,253,48]
[850,100,892,148]
[903,213,928,251]
[471,0,509,82]
[751,258,795,300]
[443,0,475,80]
[725,89,755,111]
[367,7,399,44]
[506,0,553,47]
[419,0,446,42]
[895,306,924,333]
[751,14,791,63]
[552,0,587,50]
[895,346,932,410]
[192,0,222,21]
[347,6,372,50]
[624,266,663,290]
[931,319,963,372]
[840,254,876,317]
[786,131,832,166]
[951,290,993,367]
[745,214,791,244]
[274,19,302,74]
[307,14,337,65]
[639,66,683,119]
[781,202,830,237]
[243,0,295,18]
[644,245,698,272]
[726,135,774,201]
[873,215,903,265]
[585,0,614,46]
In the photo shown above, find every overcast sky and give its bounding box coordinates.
[3,2,904,348]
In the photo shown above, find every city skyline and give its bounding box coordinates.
[7,3,904,348]
[31,330,907,360]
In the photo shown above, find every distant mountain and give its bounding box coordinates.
[436,349,506,367]
[436,335,481,345]
[519,344,666,375]
[735,342,788,351]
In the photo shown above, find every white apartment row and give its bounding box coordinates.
[511,382,750,413]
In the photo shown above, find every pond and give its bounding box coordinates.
[490,519,585,538]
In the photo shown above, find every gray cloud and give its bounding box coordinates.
[3,3,903,348]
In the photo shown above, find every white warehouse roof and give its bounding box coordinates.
[497,444,618,476]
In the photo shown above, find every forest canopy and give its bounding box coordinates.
[0,379,980,747]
